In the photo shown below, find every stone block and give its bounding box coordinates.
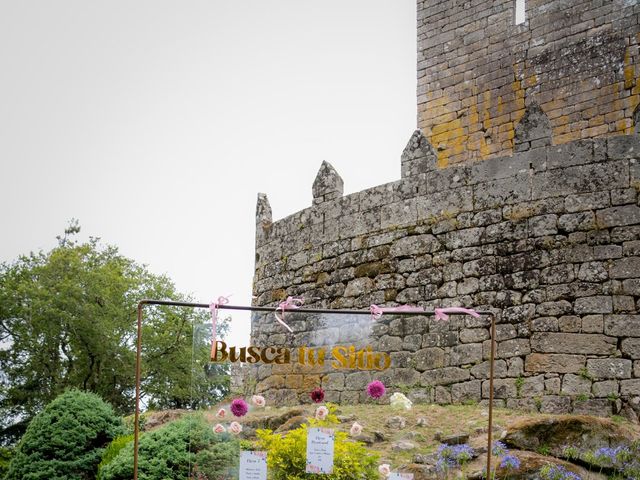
[470,359,508,379]
[474,173,531,209]
[416,187,473,221]
[545,377,561,394]
[604,315,640,336]
[532,161,628,200]
[537,301,572,316]
[613,295,635,313]
[345,372,372,389]
[558,212,596,232]
[564,191,610,213]
[451,380,482,403]
[574,296,613,314]
[521,375,545,398]
[621,379,640,396]
[525,353,586,373]
[322,373,345,391]
[596,205,640,228]
[540,395,572,414]
[581,315,603,333]
[482,378,517,399]
[497,338,531,358]
[531,333,616,355]
[561,374,591,395]
[507,357,524,377]
[573,398,612,416]
[607,135,640,159]
[413,348,446,372]
[460,328,490,343]
[529,214,559,236]
[558,316,581,332]
[389,234,441,257]
[577,262,608,282]
[610,257,640,278]
[592,380,619,398]
[450,343,483,365]
[621,338,640,359]
[530,317,559,332]
[422,367,471,386]
[586,358,632,380]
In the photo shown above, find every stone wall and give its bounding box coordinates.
[417,0,640,166]
[250,133,640,419]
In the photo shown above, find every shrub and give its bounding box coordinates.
[0,447,13,478]
[5,389,123,480]
[97,434,134,479]
[256,405,379,480]
[99,414,240,480]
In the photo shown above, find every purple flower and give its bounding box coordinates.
[437,443,475,467]
[366,380,386,399]
[493,441,508,456]
[500,454,520,470]
[230,398,249,417]
[310,387,325,403]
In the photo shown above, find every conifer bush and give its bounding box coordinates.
[5,389,123,480]
[99,414,240,480]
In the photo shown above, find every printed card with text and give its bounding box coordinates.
[239,451,267,480]
[388,473,414,480]
[305,427,335,474]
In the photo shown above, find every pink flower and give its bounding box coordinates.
[315,406,329,420]
[229,421,243,434]
[367,380,386,399]
[378,464,391,477]
[310,387,325,403]
[350,422,363,436]
[230,398,249,417]
[213,423,226,434]
[251,395,266,407]
[215,408,226,419]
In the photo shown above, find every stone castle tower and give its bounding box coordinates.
[247,0,640,419]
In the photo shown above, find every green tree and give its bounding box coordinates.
[5,389,123,480]
[0,221,229,443]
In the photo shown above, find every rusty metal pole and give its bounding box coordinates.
[486,314,497,479]
[133,302,144,480]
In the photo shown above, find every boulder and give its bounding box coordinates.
[504,415,635,456]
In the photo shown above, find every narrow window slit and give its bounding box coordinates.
[515,0,526,24]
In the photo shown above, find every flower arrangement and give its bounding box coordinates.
[310,387,325,403]
[389,392,412,410]
[230,398,249,417]
[366,380,386,399]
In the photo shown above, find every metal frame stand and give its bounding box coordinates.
[134,300,497,479]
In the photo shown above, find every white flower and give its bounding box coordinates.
[315,406,329,420]
[251,395,266,407]
[350,422,363,436]
[378,464,391,477]
[213,423,226,433]
[229,421,243,434]
[390,392,413,410]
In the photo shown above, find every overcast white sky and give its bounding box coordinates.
[0,1,416,345]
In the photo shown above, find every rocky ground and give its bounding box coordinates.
[142,404,640,479]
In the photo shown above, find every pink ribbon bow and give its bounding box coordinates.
[369,304,426,321]
[209,295,230,357]
[274,296,302,332]
[434,307,480,321]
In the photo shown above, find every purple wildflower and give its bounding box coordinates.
[310,387,325,403]
[499,454,520,470]
[230,398,249,417]
[366,380,386,399]
[493,441,508,456]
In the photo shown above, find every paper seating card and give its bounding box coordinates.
[305,427,335,474]
[239,451,267,480]
[389,473,414,480]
